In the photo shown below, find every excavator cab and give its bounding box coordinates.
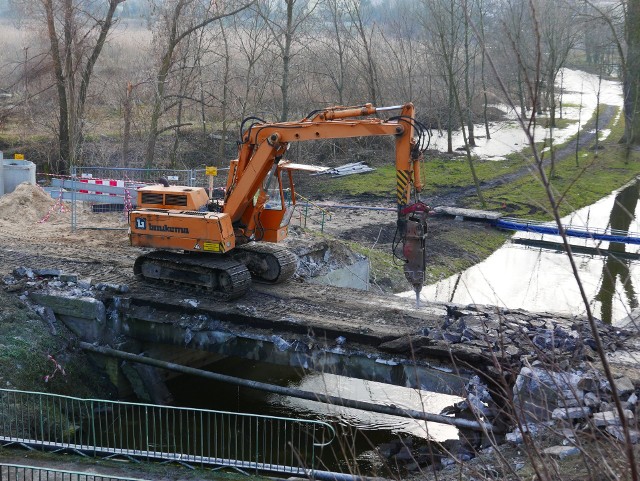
[251,164,297,243]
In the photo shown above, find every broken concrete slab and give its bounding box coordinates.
[593,409,635,427]
[542,445,579,459]
[29,292,106,322]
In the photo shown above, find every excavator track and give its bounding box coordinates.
[232,243,298,284]
[133,250,252,300]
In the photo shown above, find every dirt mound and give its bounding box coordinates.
[0,182,56,223]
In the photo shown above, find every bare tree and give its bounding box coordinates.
[423,0,484,204]
[539,0,578,178]
[144,0,255,168]
[318,0,353,105]
[232,8,273,120]
[421,0,463,153]
[256,0,315,121]
[41,0,124,172]
[378,0,421,103]
[346,0,380,106]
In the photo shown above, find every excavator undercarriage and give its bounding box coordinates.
[133,243,298,300]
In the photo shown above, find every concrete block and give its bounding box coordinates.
[543,446,579,459]
[593,410,635,427]
[552,406,591,420]
[613,376,635,396]
[30,293,105,321]
[605,426,640,444]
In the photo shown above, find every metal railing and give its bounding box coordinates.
[0,464,150,481]
[294,193,333,233]
[0,389,334,476]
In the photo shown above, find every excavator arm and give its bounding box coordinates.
[222,102,430,302]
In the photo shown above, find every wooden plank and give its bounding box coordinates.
[432,206,503,221]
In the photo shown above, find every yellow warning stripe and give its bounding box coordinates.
[396,170,410,204]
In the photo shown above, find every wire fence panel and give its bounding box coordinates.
[70,168,197,187]
[0,464,150,481]
[40,166,331,233]
[0,389,334,476]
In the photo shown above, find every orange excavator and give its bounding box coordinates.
[129,103,429,302]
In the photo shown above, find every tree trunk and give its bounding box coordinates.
[624,0,640,147]
[145,15,178,168]
[464,9,475,147]
[43,0,70,173]
[122,82,132,167]
[219,20,230,160]
[280,0,294,121]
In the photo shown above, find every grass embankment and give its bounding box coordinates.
[309,106,639,289]
[465,107,640,218]
[0,288,114,398]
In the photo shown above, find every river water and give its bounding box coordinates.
[168,357,462,473]
[415,180,640,326]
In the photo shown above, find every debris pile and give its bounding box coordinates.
[379,303,632,367]
[507,365,639,454]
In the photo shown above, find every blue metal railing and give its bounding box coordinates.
[0,389,334,476]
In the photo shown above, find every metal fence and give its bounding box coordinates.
[0,389,334,476]
[56,167,223,230]
[0,464,150,481]
[69,167,205,187]
[41,167,332,233]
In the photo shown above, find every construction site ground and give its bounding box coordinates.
[0,182,502,480]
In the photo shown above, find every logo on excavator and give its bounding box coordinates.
[149,224,190,234]
[135,217,189,234]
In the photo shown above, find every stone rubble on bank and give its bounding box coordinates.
[418,304,640,466]
[380,303,632,366]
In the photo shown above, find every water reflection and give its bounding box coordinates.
[413,181,640,325]
[594,180,640,323]
[167,358,461,473]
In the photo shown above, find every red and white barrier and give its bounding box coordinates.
[79,178,125,195]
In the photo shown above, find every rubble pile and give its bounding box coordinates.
[4,266,127,296]
[508,365,639,447]
[380,303,632,367]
